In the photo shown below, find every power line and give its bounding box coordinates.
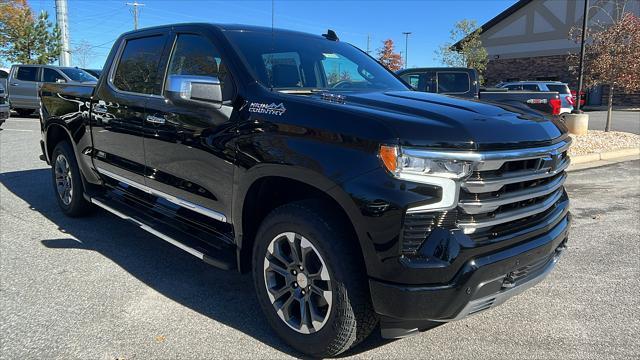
[126,2,145,30]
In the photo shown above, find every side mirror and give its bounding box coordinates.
[56,78,67,84]
[165,75,222,108]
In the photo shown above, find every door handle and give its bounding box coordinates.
[146,114,166,125]
[10,83,19,86]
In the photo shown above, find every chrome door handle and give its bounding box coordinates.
[146,114,166,125]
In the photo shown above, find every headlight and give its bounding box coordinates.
[379,145,472,179]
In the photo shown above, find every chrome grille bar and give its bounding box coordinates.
[459,172,567,214]
[463,157,570,193]
[458,188,563,234]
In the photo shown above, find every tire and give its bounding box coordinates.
[252,200,377,357]
[15,109,33,117]
[50,141,92,217]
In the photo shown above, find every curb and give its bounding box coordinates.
[568,147,639,171]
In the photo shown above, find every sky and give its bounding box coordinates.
[26,0,518,69]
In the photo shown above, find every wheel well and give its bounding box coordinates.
[239,176,359,273]
[46,125,70,160]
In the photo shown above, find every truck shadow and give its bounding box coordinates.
[0,168,393,358]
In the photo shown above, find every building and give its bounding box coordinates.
[463,0,639,106]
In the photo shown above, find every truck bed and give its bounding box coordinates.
[40,82,95,123]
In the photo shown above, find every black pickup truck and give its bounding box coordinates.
[397,67,563,115]
[40,24,571,357]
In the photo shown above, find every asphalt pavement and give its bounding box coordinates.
[1,116,639,359]
[586,110,640,134]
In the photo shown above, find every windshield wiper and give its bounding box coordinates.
[277,88,328,94]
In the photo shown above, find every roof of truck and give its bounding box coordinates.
[120,23,327,40]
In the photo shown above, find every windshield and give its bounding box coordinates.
[224,30,408,93]
[60,68,97,83]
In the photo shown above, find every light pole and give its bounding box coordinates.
[574,0,589,113]
[402,32,411,68]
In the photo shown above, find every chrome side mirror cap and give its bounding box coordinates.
[166,75,222,108]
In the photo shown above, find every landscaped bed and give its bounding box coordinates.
[568,130,640,156]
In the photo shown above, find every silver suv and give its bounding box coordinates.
[7,65,96,117]
[496,81,574,114]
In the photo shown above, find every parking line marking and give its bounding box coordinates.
[1,129,34,132]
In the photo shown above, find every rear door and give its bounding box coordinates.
[143,29,236,222]
[436,71,472,97]
[91,31,170,184]
[8,66,40,109]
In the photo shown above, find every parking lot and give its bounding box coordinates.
[1,116,638,359]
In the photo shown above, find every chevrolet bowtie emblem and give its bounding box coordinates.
[540,153,560,172]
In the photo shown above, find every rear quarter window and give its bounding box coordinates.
[112,35,167,95]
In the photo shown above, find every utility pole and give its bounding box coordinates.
[126,2,145,30]
[402,32,411,69]
[574,0,589,113]
[54,0,71,66]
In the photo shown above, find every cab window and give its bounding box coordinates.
[42,68,65,83]
[437,72,470,93]
[16,67,38,82]
[166,33,234,100]
[113,35,166,95]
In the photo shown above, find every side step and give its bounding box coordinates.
[89,195,237,270]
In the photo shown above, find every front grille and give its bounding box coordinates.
[402,210,457,254]
[457,140,570,240]
[401,140,571,253]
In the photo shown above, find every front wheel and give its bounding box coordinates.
[51,141,92,217]
[252,200,377,357]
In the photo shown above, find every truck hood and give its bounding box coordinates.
[338,91,567,150]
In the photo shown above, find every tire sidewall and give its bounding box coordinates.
[252,208,357,356]
[51,142,85,215]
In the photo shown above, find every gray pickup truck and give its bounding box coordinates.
[7,65,96,117]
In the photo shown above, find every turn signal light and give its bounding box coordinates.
[379,145,398,173]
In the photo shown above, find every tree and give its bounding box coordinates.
[73,40,96,68]
[376,39,403,71]
[0,0,62,65]
[436,19,488,81]
[569,5,640,131]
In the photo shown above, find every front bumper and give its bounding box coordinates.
[371,212,570,338]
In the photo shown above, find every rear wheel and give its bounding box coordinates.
[51,141,92,217]
[252,200,377,357]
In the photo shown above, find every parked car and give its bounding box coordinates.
[571,89,586,107]
[397,67,563,115]
[82,68,103,78]
[495,81,574,114]
[0,68,9,90]
[7,65,97,117]
[0,82,9,125]
[40,24,571,357]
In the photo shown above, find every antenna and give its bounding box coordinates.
[126,2,145,30]
[270,0,275,91]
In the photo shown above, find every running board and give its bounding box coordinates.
[90,197,236,270]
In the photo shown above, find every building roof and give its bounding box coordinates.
[453,0,532,49]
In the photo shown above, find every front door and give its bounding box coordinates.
[143,30,237,222]
[91,32,170,184]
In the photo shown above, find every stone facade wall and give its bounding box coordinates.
[485,55,640,107]
[484,55,574,87]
